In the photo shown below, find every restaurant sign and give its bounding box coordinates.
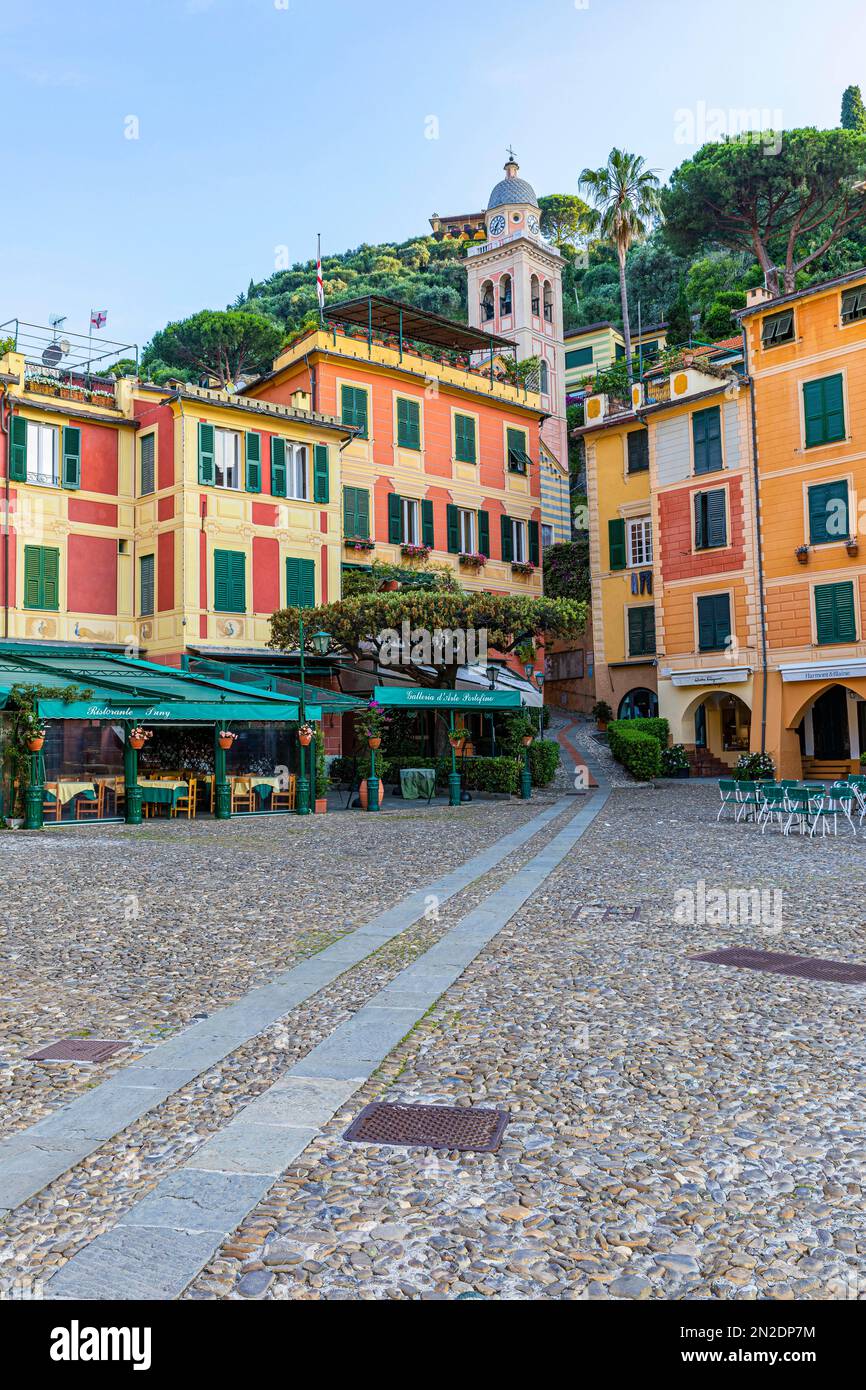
[372,686,522,710]
[37,699,315,722]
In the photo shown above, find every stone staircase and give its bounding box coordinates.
[802,758,853,782]
[687,748,731,778]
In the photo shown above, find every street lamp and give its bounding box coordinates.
[296,616,331,816]
[486,664,497,756]
[535,670,545,741]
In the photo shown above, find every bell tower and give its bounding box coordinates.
[465,153,568,471]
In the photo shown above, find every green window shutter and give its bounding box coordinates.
[214,549,245,612]
[271,437,287,497]
[501,514,513,563]
[198,422,215,485]
[528,519,540,566]
[421,498,435,548]
[808,479,849,544]
[9,415,27,481]
[804,375,845,448]
[397,398,421,449]
[229,551,245,612]
[694,492,706,550]
[213,550,230,611]
[61,426,81,489]
[478,509,490,557]
[446,503,460,553]
[313,443,330,503]
[388,492,402,543]
[697,593,731,651]
[41,547,59,610]
[815,581,856,644]
[140,553,155,616]
[608,518,626,570]
[627,429,649,473]
[454,413,476,463]
[506,427,530,472]
[140,433,155,495]
[693,406,722,474]
[23,546,41,608]
[628,606,656,657]
[696,489,727,549]
[341,384,368,437]
[245,432,261,492]
[343,486,370,538]
[286,556,315,608]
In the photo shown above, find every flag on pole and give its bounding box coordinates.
[90,310,107,329]
[316,235,324,315]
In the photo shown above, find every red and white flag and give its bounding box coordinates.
[316,235,324,313]
[90,309,107,329]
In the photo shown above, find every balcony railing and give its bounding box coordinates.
[23,364,118,407]
[323,320,533,397]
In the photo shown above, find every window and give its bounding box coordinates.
[480,281,495,323]
[692,406,723,474]
[458,508,476,554]
[697,593,731,652]
[841,286,866,325]
[627,607,656,657]
[803,374,845,448]
[761,309,795,347]
[213,549,246,612]
[539,360,550,394]
[499,275,512,316]
[510,518,527,563]
[531,275,540,316]
[25,422,58,486]
[340,385,368,437]
[285,556,315,608]
[694,489,727,549]
[139,433,155,495]
[396,397,421,450]
[507,427,531,473]
[541,523,554,550]
[139,553,155,616]
[23,545,59,610]
[454,413,476,463]
[343,485,370,539]
[401,497,420,545]
[627,517,653,567]
[808,479,849,544]
[627,429,649,473]
[566,346,593,369]
[814,580,856,645]
[543,281,553,323]
[214,429,240,489]
[286,444,308,500]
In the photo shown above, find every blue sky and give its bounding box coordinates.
[2,0,862,356]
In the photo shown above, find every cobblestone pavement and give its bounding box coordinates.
[183,780,866,1301]
[0,796,559,1141]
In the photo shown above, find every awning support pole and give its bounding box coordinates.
[448,710,461,807]
[214,726,231,819]
[123,724,143,825]
[23,748,44,830]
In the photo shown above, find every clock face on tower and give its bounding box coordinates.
[489,214,506,236]
[527,214,540,235]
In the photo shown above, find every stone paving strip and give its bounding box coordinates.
[0,796,574,1220]
[43,787,609,1299]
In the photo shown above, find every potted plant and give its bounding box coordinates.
[592,700,613,732]
[846,537,859,556]
[218,729,237,750]
[511,560,535,577]
[732,751,776,781]
[355,699,389,749]
[795,544,810,564]
[661,743,690,778]
[25,719,47,753]
[129,726,152,750]
[401,543,431,561]
[297,724,314,747]
[449,726,471,752]
[458,552,487,569]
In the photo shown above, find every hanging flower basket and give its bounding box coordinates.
[298,724,314,747]
[129,726,152,750]
[368,735,382,750]
[795,545,810,564]
[521,734,534,747]
[26,734,46,752]
[846,538,859,556]
[218,730,236,750]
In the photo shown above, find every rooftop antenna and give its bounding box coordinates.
[43,314,68,368]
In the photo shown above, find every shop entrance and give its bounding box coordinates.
[812,685,850,761]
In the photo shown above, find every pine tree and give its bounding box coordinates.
[666,279,691,347]
[841,85,866,132]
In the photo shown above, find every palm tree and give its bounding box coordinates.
[579,149,662,381]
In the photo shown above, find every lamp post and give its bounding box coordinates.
[486,663,498,757]
[296,617,331,816]
[448,712,461,807]
[535,670,546,741]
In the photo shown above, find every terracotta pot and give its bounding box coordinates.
[368,736,381,749]
[522,735,534,747]
[358,778,384,810]
[382,580,399,591]
[796,551,809,564]
[846,542,859,556]
[129,735,146,750]
[314,797,328,814]
[596,720,608,732]
[26,736,45,752]
[298,731,313,747]
[218,735,235,750]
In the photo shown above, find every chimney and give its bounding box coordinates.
[746,286,772,308]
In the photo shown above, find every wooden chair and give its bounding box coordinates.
[271,774,297,811]
[76,781,105,820]
[42,782,62,822]
[171,777,197,819]
[230,775,254,813]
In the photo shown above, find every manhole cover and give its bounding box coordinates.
[26,1039,128,1063]
[691,948,866,984]
[344,1102,509,1153]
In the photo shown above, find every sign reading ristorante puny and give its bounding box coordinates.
[35,699,316,722]
[372,687,522,709]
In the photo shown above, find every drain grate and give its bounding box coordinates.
[26,1039,128,1063]
[691,948,866,984]
[344,1102,509,1153]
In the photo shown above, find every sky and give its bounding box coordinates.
[1,0,863,357]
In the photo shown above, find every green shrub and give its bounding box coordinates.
[529,740,559,787]
[606,723,662,780]
[457,755,520,794]
[731,751,775,781]
[613,716,669,745]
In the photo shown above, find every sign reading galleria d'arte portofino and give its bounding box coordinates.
[372,687,522,709]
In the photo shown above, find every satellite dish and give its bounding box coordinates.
[42,343,63,367]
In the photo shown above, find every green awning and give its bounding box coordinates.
[186,656,362,714]
[0,646,317,722]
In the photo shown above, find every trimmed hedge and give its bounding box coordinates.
[328,752,521,794]
[529,740,559,787]
[606,721,663,781]
[614,716,669,745]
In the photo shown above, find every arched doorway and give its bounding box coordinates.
[810,685,850,760]
[684,690,751,763]
[618,687,658,719]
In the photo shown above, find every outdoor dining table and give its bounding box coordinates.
[399,767,436,802]
[45,781,97,805]
[137,778,189,808]
[233,775,283,802]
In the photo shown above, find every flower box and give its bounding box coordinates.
[344,537,375,552]
[511,561,536,577]
[401,543,431,560]
[458,552,487,568]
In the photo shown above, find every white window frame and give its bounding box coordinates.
[511,518,527,563]
[401,497,420,545]
[26,421,58,487]
[214,428,241,489]
[458,507,476,553]
[541,522,554,550]
[286,443,308,500]
[627,516,653,567]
